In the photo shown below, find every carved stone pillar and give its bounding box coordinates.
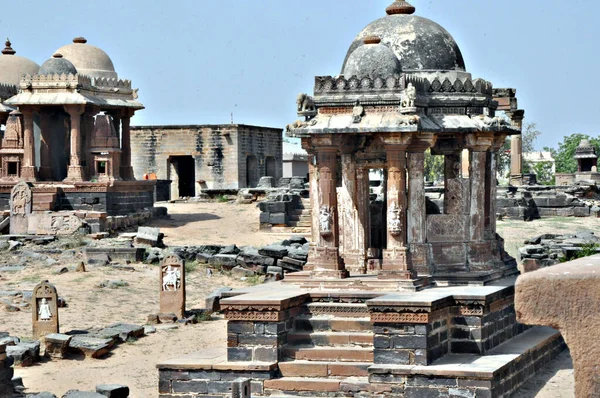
[39,112,52,180]
[407,151,427,274]
[509,110,525,186]
[355,166,370,275]
[381,144,413,279]
[306,145,347,279]
[466,134,494,242]
[487,135,506,237]
[20,108,37,181]
[339,152,367,275]
[120,111,135,180]
[64,105,86,182]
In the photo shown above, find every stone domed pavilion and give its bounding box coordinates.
[158,3,562,398]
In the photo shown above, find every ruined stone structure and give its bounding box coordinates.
[158,3,565,397]
[556,139,600,185]
[0,37,155,218]
[130,124,283,198]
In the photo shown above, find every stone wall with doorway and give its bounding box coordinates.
[130,124,282,197]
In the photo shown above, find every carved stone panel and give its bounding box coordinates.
[32,280,59,339]
[10,181,32,234]
[27,213,84,235]
[427,214,468,243]
[160,255,185,318]
[445,178,470,215]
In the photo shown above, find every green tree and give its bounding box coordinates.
[531,162,555,185]
[545,133,600,173]
[424,149,444,183]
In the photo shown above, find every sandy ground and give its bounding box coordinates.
[1,202,591,397]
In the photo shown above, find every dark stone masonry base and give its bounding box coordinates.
[157,278,566,398]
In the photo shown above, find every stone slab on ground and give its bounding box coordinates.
[93,324,145,343]
[44,333,72,359]
[96,384,130,398]
[68,335,114,359]
[63,391,107,398]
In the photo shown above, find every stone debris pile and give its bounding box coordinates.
[518,231,600,267]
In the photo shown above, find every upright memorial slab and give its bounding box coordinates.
[32,280,59,340]
[160,255,185,318]
[10,181,32,235]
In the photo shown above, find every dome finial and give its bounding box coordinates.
[73,37,87,44]
[386,0,416,15]
[2,38,16,55]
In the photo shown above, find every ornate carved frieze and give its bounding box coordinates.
[307,305,369,317]
[315,74,405,94]
[405,75,492,96]
[457,306,484,316]
[319,205,333,237]
[371,312,429,324]
[388,202,403,237]
[224,311,283,322]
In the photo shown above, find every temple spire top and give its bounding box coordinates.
[386,0,416,15]
[2,38,16,55]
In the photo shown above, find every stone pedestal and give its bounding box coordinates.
[32,280,59,340]
[159,255,185,319]
[44,333,72,359]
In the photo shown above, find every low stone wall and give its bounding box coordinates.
[518,231,599,267]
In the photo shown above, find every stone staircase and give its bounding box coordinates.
[271,198,312,236]
[263,303,374,397]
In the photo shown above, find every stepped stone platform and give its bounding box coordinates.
[157,277,565,397]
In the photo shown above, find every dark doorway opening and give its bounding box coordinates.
[265,156,277,179]
[169,156,196,198]
[246,155,259,188]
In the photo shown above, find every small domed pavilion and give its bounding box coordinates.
[287,0,524,285]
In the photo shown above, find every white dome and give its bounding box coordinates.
[55,37,117,79]
[0,39,40,86]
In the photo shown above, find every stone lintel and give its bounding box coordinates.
[220,291,310,322]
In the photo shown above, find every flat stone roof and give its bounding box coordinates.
[130,123,282,132]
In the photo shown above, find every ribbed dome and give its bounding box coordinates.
[39,54,78,76]
[0,39,41,86]
[342,3,466,72]
[342,38,402,78]
[55,37,117,79]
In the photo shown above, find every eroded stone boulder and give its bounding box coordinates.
[516,255,600,397]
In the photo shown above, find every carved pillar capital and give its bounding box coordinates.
[465,132,494,152]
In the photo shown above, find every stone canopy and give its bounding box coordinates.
[287,0,523,284]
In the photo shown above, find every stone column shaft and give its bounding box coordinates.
[306,147,347,278]
[407,152,425,244]
[355,167,370,274]
[470,151,488,242]
[120,115,134,180]
[510,135,522,176]
[21,109,36,181]
[487,151,498,235]
[381,146,413,279]
[65,105,85,182]
[39,112,52,180]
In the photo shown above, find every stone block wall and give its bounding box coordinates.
[130,124,282,192]
[159,368,273,397]
[227,321,293,363]
[0,343,14,397]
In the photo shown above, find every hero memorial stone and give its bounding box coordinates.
[160,255,185,318]
[10,181,32,235]
[32,280,59,339]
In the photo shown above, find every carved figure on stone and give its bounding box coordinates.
[352,100,364,124]
[319,205,332,237]
[38,298,52,321]
[11,182,32,216]
[388,202,403,237]
[296,93,317,117]
[162,265,181,291]
[479,115,508,128]
[399,115,419,126]
[286,118,317,132]
[401,83,417,108]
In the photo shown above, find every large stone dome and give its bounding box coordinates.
[55,37,117,79]
[0,39,41,86]
[341,1,466,73]
[342,37,402,78]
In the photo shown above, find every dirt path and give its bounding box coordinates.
[4,203,593,397]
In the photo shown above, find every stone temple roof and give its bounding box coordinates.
[341,1,465,73]
[55,37,117,80]
[343,37,402,78]
[39,54,77,76]
[575,139,597,159]
[0,39,40,87]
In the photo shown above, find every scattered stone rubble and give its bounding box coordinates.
[23,384,130,398]
[518,231,600,267]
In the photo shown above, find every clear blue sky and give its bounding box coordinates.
[2,0,599,150]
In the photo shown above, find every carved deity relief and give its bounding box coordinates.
[38,298,52,321]
[401,83,417,109]
[10,181,32,217]
[388,202,403,237]
[319,205,333,237]
[352,100,364,124]
[162,264,181,292]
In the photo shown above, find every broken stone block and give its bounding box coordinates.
[146,314,160,325]
[232,266,255,277]
[94,324,144,343]
[27,393,57,398]
[63,391,106,398]
[259,245,288,259]
[232,378,251,398]
[6,345,33,366]
[205,287,232,313]
[158,313,177,323]
[269,212,287,225]
[68,335,114,359]
[267,266,283,276]
[95,384,130,398]
[209,254,238,269]
[220,244,240,255]
[44,333,72,359]
[134,227,163,248]
[76,262,86,272]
